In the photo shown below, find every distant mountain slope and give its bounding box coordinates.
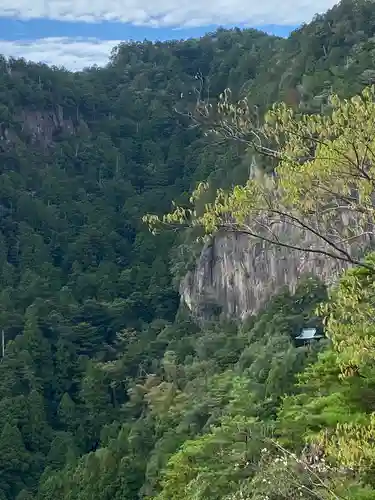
[0,1,374,498]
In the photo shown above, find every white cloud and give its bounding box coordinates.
[0,38,120,70]
[0,0,341,71]
[1,0,339,27]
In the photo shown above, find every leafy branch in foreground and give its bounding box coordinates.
[243,440,347,500]
[144,86,375,270]
[175,86,278,157]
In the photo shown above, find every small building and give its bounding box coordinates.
[295,327,324,342]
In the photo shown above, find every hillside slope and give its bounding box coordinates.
[0,0,375,498]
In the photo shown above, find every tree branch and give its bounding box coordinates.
[218,223,373,270]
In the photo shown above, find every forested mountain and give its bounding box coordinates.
[1,0,375,498]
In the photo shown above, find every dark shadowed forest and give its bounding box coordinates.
[1,0,375,498]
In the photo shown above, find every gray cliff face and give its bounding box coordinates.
[0,106,88,147]
[18,108,75,145]
[180,229,352,320]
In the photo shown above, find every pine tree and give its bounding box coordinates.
[0,423,30,498]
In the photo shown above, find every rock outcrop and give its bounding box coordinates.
[0,106,87,148]
[180,226,359,320]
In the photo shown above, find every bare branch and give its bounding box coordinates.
[218,223,372,270]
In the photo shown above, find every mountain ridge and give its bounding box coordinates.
[0,1,375,498]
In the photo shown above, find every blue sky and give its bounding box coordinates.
[0,0,339,70]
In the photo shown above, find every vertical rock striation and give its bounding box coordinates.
[180,224,358,319]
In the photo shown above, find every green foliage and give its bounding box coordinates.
[274,253,375,498]
[0,1,375,499]
[36,277,325,499]
[146,85,375,270]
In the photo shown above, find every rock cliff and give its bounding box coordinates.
[180,226,357,320]
[0,106,87,148]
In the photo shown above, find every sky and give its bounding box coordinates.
[0,0,339,71]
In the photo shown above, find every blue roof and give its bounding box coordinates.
[296,327,322,340]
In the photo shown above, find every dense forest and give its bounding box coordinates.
[1,0,375,498]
